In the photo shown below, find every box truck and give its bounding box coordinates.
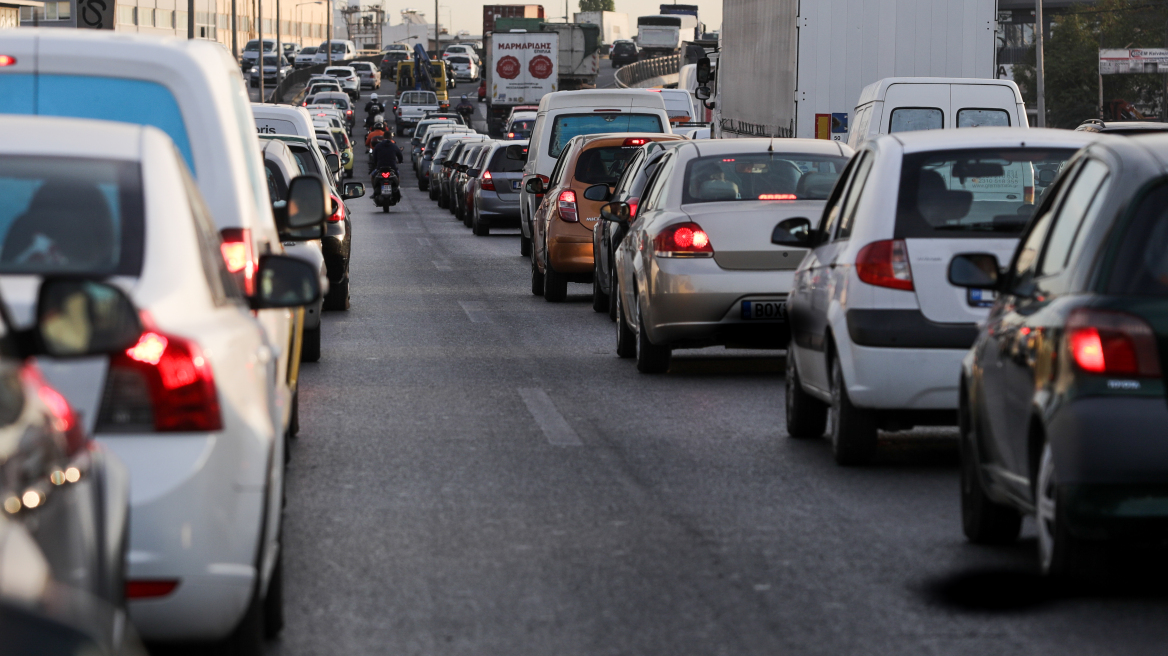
[573,11,631,48]
[482,4,545,35]
[710,0,1000,140]
[484,30,559,136]
[539,22,601,90]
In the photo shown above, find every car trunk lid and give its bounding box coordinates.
[682,201,821,271]
[905,238,1018,324]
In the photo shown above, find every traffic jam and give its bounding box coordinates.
[3,0,1168,654]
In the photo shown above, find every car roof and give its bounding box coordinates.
[1076,119,1168,133]
[856,77,1024,106]
[539,89,669,112]
[885,127,1097,153]
[311,92,350,102]
[1087,133,1168,172]
[677,137,852,158]
[578,132,686,148]
[0,114,147,160]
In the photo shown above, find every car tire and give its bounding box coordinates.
[530,254,544,296]
[1036,440,1098,579]
[636,309,670,374]
[829,355,877,466]
[543,252,567,302]
[960,419,1022,544]
[262,546,285,638]
[615,287,636,359]
[785,352,827,438]
[300,325,321,363]
[608,263,618,322]
[472,211,489,236]
[221,585,265,656]
[462,205,473,228]
[429,185,438,201]
[382,201,389,213]
[419,178,428,191]
[520,234,532,256]
[324,278,350,311]
[592,261,608,313]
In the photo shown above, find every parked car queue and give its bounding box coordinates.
[405,85,1168,583]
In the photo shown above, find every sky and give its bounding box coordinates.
[383,0,723,36]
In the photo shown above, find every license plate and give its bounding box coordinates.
[511,180,521,190]
[967,288,996,308]
[381,184,391,194]
[741,300,786,320]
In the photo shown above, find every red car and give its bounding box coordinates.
[477,80,487,102]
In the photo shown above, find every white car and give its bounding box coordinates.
[324,65,360,99]
[447,55,479,81]
[311,39,357,66]
[781,128,1097,465]
[0,115,325,652]
[0,27,308,649]
[443,44,479,63]
[293,45,317,68]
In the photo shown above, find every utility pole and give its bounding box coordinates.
[187,0,194,38]
[1035,0,1046,127]
[259,0,265,102]
[434,0,438,56]
[327,0,332,65]
[276,0,281,97]
[232,0,238,61]
[1162,15,1168,121]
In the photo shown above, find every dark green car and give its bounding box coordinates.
[950,134,1168,578]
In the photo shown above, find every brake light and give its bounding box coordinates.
[1067,309,1161,377]
[380,171,392,178]
[654,221,713,258]
[508,132,515,138]
[97,329,222,433]
[0,55,16,67]
[558,189,578,222]
[855,239,913,291]
[219,228,255,295]
[623,137,648,146]
[482,170,496,191]
[127,580,180,599]
[759,194,797,200]
[1024,185,1034,204]
[327,193,344,222]
[346,109,353,116]
[627,197,640,218]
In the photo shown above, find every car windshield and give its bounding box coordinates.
[509,120,534,132]
[300,47,317,55]
[488,147,526,173]
[262,56,281,66]
[1108,181,1168,296]
[895,147,1078,237]
[682,153,849,203]
[574,145,644,185]
[326,68,350,76]
[549,114,664,157]
[328,43,347,54]
[451,57,470,64]
[244,40,274,52]
[0,156,143,275]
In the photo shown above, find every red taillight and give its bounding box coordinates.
[126,580,180,599]
[627,197,640,218]
[1067,309,1161,377]
[624,137,648,146]
[855,239,913,291]
[558,189,578,222]
[346,109,353,116]
[327,193,344,222]
[654,221,713,258]
[482,170,496,191]
[97,330,222,433]
[759,194,797,200]
[507,132,515,138]
[0,55,16,67]
[219,228,255,295]
[380,171,392,178]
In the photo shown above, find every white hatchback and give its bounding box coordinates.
[781,128,1097,465]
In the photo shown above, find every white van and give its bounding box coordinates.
[847,78,1027,151]
[518,89,672,256]
[312,39,358,65]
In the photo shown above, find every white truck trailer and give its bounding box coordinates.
[484,30,559,136]
[574,11,631,48]
[711,0,998,140]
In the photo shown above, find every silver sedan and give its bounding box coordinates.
[607,138,853,373]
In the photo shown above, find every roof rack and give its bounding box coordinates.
[1081,118,1106,126]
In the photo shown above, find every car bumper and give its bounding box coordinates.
[836,341,965,410]
[477,191,521,219]
[98,434,266,641]
[548,232,595,273]
[642,258,793,349]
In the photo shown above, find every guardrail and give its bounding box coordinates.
[614,53,682,89]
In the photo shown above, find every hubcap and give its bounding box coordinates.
[1036,443,1058,573]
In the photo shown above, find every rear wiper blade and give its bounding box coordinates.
[933,223,1022,232]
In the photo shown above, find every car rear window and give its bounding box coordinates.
[509,120,535,132]
[0,156,144,276]
[450,57,470,64]
[890,108,943,133]
[682,153,849,203]
[1107,181,1168,296]
[894,147,1078,238]
[549,113,663,157]
[957,108,1010,128]
[574,145,643,185]
[488,148,526,173]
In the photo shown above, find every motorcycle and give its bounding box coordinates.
[372,167,401,213]
[456,103,474,122]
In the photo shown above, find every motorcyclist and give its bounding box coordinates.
[365,122,389,149]
[364,93,384,114]
[370,129,404,199]
[455,94,474,121]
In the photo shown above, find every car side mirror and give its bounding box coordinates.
[695,86,711,101]
[583,184,610,202]
[506,144,529,160]
[325,153,340,173]
[599,201,631,224]
[948,253,1002,290]
[342,182,365,200]
[771,217,813,247]
[524,178,544,194]
[696,56,711,84]
[32,279,142,358]
[250,255,322,310]
[275,175,327,240]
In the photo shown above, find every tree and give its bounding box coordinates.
[1012,0,1168,128]
[579,0,615,12]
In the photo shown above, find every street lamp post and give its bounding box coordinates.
[294,0,321,53]
[327,0,332,65]
[258,0,264,102]
[1035,0,1045,127]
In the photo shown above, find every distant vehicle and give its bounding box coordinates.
[483,32,560,136]
[416,126,475,182]
[505,111,536,139]
[381,49,409,78]
[312,39,358,65]
[451,142,495,224]
[610,39,639,67]
[248,54,293,88]
[651,88,696,124]
[282,42,300,59]
[294,45,318,68]
[443,43,479,63]
[471,140,529,236]
[636,15,684,58]
[781,128,1094,465]
[1075,118,1168,135]
[350,61,381,90]
[241,37,276,70]
[574,10,632,53]
[324,65,360,100]
[448,55,480,81]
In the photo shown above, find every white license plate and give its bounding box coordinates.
[510,180,521,190]
[741,300,786,320]
[381,184,391,194]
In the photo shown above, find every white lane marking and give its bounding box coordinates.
[417,237,432,246]
[458,300,490,323]
[433,260,453,271]
[518,388,583,447]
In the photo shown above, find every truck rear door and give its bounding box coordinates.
[882,83,951,133]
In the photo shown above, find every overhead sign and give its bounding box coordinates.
[76,0,115,29]
[1099,48,1168,75]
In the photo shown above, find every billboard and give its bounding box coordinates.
[490,32,558,105]
[1099,48,1168,75]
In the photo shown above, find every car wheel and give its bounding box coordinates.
[462,205,473,228]
[608,264,618,321]
[221,585,265,656]
[829,355,877,465]
[785,351,827,438]
[592,260,608,312]
[300,325,321,363]
[472,210,489,236]
[960,414,1022,544]
[615,285,636,359]
[429,185,438,201]
[324,278,350,311]
[530,252,545,296]
[543,251,567,302]
[1036,441,1097,578]
[520,234,532,256]
[636,308,670,374]
[419,178,428,191]
[382,201,389,213]
[262,546,285,638]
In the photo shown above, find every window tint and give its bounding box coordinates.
[817,156,858,239]
[0,156,144,276]
[548,147,572,186]
[549,114,664,157]
[179,160,241,304]
[1013,210,1054,287]
[574,146,642,185]
[488,148,526,173]
[836,153,874,240]
[1039,159,1110,276]
[613,150,646,197]
[957,109,1010,128]
[640,154,675,212]
[894,147,1078,239]
[1107,181,1168,297]
[681,153,849,204]
[264,163,283,202]
[889,108,943,133]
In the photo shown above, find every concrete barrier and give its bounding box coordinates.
[614,53,682,89]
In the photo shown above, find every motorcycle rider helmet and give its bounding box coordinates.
[371,93,378,101]
[461,95,468,100]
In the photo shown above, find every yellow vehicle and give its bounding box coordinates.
[395,60,456,107]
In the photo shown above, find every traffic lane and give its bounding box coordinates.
[274,114,1168,656]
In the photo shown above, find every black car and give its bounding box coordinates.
[610,40,639,67]
[951,134,1168,578]
[593,141,683,318]
[381,51,409,79]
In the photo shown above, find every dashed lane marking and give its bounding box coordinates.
[416,237,432,246]
[433,260,453,271]
[518,388,583,447]
[458,300,489,323]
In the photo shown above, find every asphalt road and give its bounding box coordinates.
[263,86,1168,656]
